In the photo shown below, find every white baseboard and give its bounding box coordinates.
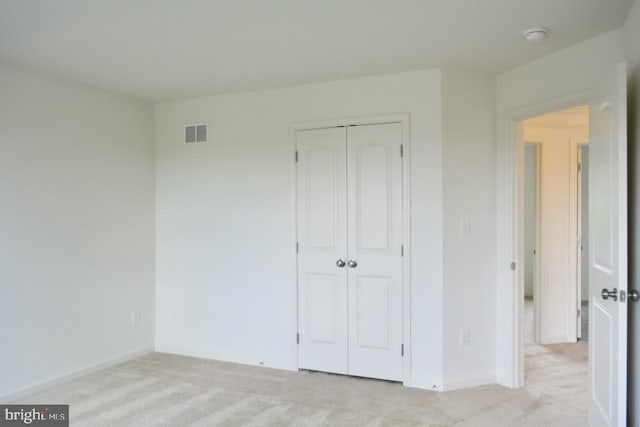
[1,347,154,403]
[442,374,495,391]
[154,344,296,372]
[406,378,443,392]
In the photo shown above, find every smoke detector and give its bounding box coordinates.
[523,27,549,43]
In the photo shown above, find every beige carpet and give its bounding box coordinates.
[15,344,588,427]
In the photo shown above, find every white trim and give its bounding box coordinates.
[290,113,412,386]
[0,348,154,403]
[400,117,412,387]
[576,144,584,339]
[523,141,542,344]
[155,345,296,372]
[496,91,590,388]
[289,123,299,372]
[407,378,441,391]
[533,141,543,345]
[568,138,585,343]
[290,114,410,132]
[442,374,496,391]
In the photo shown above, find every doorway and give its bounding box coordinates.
[520,106,589,398]
[497,64,628,424]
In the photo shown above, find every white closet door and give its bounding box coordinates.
[346,123,403,381]
[297,127,348,375]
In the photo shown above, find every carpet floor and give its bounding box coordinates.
[524,298,589,342]
[15,342,588,427]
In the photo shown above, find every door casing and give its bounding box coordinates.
[575,142,588,340]
[523,141,541,344]
[496,91,590,387]
[290,113,412,386]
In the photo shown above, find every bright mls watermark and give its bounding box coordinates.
[0,405,68,426]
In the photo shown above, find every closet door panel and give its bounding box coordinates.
[297,127,348,374]
[346,123,403,381]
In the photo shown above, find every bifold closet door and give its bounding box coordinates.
[297,122,403,381]
[346,123,403,381]
[297,127,348,375]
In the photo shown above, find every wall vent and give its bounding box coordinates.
[185,124,207,143]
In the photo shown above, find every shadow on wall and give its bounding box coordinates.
[628,60,639,427]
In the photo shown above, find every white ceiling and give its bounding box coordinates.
[0,0,633,101]
[524,105,589,128]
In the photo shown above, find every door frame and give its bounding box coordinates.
[567,137,586,344]
[523,141,542,344]
[496,91,590,387]
[574,141,589,340]
[290,113,412,386]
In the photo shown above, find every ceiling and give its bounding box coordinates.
[0,0,633,101]
[524,105,589,128]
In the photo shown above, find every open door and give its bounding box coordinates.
[589,62,628,427]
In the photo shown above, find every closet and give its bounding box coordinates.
[296,122,404,381]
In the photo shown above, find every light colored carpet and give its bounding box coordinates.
[15,344,588,426]
[524,298,589,343]
[525,297,535,343]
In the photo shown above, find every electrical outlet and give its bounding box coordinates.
[460,328,471,348]
[131,310,140,326]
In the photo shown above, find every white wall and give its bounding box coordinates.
[523,120,588,344]
[496,29,624,386]
[623,0,640,423]
[154,69,446,389]
[0,62,156,399]
[441,70,497,390]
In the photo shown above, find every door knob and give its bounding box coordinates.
[336,259,346,268]
[348,259,358,268]
[601,288,618,301]
[630,290,639,302]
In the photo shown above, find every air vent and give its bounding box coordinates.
[185,124,207,144]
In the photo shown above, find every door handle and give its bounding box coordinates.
[336,259,346,268]
[348,259,358,268]
[601,288,618,301]
[630,290,639,302]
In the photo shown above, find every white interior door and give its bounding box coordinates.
[346,123,403,381]
[297,127,348,375]
[589,62,627,427]
[297,122,404,382]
